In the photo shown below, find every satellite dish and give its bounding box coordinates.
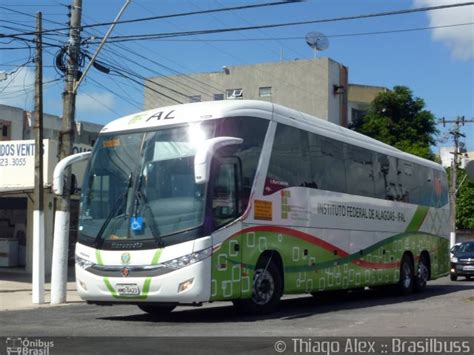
[305,31,329,58]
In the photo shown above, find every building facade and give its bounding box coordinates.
[0,104,102,273]
[145,58,349,126]
[347,84,388,125]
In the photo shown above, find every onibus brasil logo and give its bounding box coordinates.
[5,337,54,355]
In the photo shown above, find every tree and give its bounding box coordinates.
[350,86,438,160]
[453,168,474,230]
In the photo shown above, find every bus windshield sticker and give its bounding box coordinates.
[103,138,120,148]
[130,216,144,231]
[254,200,273,221]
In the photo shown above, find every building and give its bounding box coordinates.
[0,104,103,273]
[145,58,349,126]
[439,146,473,169]
[347,84,389,125]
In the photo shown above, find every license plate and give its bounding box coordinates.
[462,265,474,271]
[116,283,140,295]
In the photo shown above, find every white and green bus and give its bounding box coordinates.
[74,100,450,315]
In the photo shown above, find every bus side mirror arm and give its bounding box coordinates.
[53,151,92,195]
[194,137,243,184]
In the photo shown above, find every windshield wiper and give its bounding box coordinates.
[131,176,165,247]
[95,173,133,244]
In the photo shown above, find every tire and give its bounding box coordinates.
[233,257,283,315]
[414,254,429,292]
[397,254,414,295]
[138,304,176,316]
[450,273,458,281]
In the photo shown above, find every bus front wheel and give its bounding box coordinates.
[138,304,176,316]
[397,254,414,295]
[233,257,283,314]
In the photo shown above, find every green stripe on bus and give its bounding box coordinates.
[405,206,429,233]
[96,249,103,265]
[103,277,117,296]
[142,277,152,296]
[151,249,162,265]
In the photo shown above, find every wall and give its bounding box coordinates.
[346,84,388,125]
[145,58,347,124]
[0,105,24,141]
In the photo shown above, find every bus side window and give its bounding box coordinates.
[376,154,400,201]
[264,124,311,195]
[317,136,346,193]
[217,116,268,207]
[344,145,375,197]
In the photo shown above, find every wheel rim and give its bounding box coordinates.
[252,268,275,305]
[402,262,412,289]
[417,260,429,284]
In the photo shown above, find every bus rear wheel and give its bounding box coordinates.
[397,254,414,295]
[233,257,283,314]
[414,253,430,292]
[138,304,176,316]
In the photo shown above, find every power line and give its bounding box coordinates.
[126,22,474,43]
[212,0,306,59]
[0,3,59,7]
[98,59,188,103]
[87,76,143,111]
[0,5,71,29]
[96,44,220,99]
[79,14,227,100]
[90,2,474,42]
[0,1,297,37]
[79,90,122,117]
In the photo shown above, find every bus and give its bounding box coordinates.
[74,100,450,315]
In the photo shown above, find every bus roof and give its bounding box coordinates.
[100,100,443,171]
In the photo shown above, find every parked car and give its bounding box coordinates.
[450,243,461,257]
[450,241,474,281]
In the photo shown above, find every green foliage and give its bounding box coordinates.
[350,86,438,160]
[455,169,474,230]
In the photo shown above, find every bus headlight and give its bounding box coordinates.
[75,255,95,269]
[162,248,211,270]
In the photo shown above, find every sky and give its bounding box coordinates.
[0,0,473,151]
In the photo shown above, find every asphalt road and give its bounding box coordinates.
[1,277,473,354]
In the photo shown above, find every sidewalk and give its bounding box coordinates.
[0,267,84,311]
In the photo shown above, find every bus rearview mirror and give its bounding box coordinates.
[194,136,243,184]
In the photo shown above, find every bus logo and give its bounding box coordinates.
[128,114,146,125]
[121,252,131,265]
[121,267,130,277]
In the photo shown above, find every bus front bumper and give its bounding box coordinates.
[75,257,211,304]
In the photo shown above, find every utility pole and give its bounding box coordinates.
[32,11,44,304]
[442,116,474,248]
[51,0,130,304]
[51,0,82,304]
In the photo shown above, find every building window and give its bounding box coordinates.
[226,89,243,99]
[213,93,224,101]
[351,108,367,123]
[0,121,11,141]
[189,95,201,103]
[259,86,272,97]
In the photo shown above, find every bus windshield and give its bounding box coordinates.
[78,122,216,248]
